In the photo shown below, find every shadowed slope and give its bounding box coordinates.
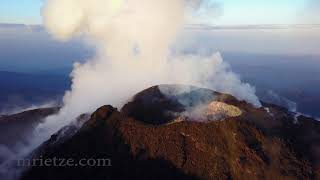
[21,85,320,180]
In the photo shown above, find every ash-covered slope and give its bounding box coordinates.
[21,85,320,180]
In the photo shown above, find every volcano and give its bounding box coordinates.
[7,85,320,180]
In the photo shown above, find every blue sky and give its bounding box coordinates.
[0,0,316,25]
[214,0,305,25]
[0,0,43,24]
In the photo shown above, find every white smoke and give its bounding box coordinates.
[37,0,261,136]
[34,0,261,149]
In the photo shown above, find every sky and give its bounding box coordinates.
[0,0,318,25]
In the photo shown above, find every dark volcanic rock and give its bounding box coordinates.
[121,85,244,124]
[22,105,196,180]
[21,85,320,180]
[121,85,185,124]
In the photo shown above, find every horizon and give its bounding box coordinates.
[1,0,320,25]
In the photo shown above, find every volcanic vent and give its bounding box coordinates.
[206,101,242,120]
[121,85,245,124]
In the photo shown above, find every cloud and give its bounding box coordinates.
[185,0,223,24]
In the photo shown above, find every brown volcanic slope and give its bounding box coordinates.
[0,107,59,148]
[21,85,320,180]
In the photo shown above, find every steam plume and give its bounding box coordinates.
[39,0,260,141]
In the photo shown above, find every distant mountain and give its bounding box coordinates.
[0,23,43,31]
[17,85,320,180]
[0,107,59,150]
[186,24,320,30]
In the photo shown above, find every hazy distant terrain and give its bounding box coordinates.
[0,71,69,114]
[222,53,320,117]
[0,24,91,74]
[0,24,319,117]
